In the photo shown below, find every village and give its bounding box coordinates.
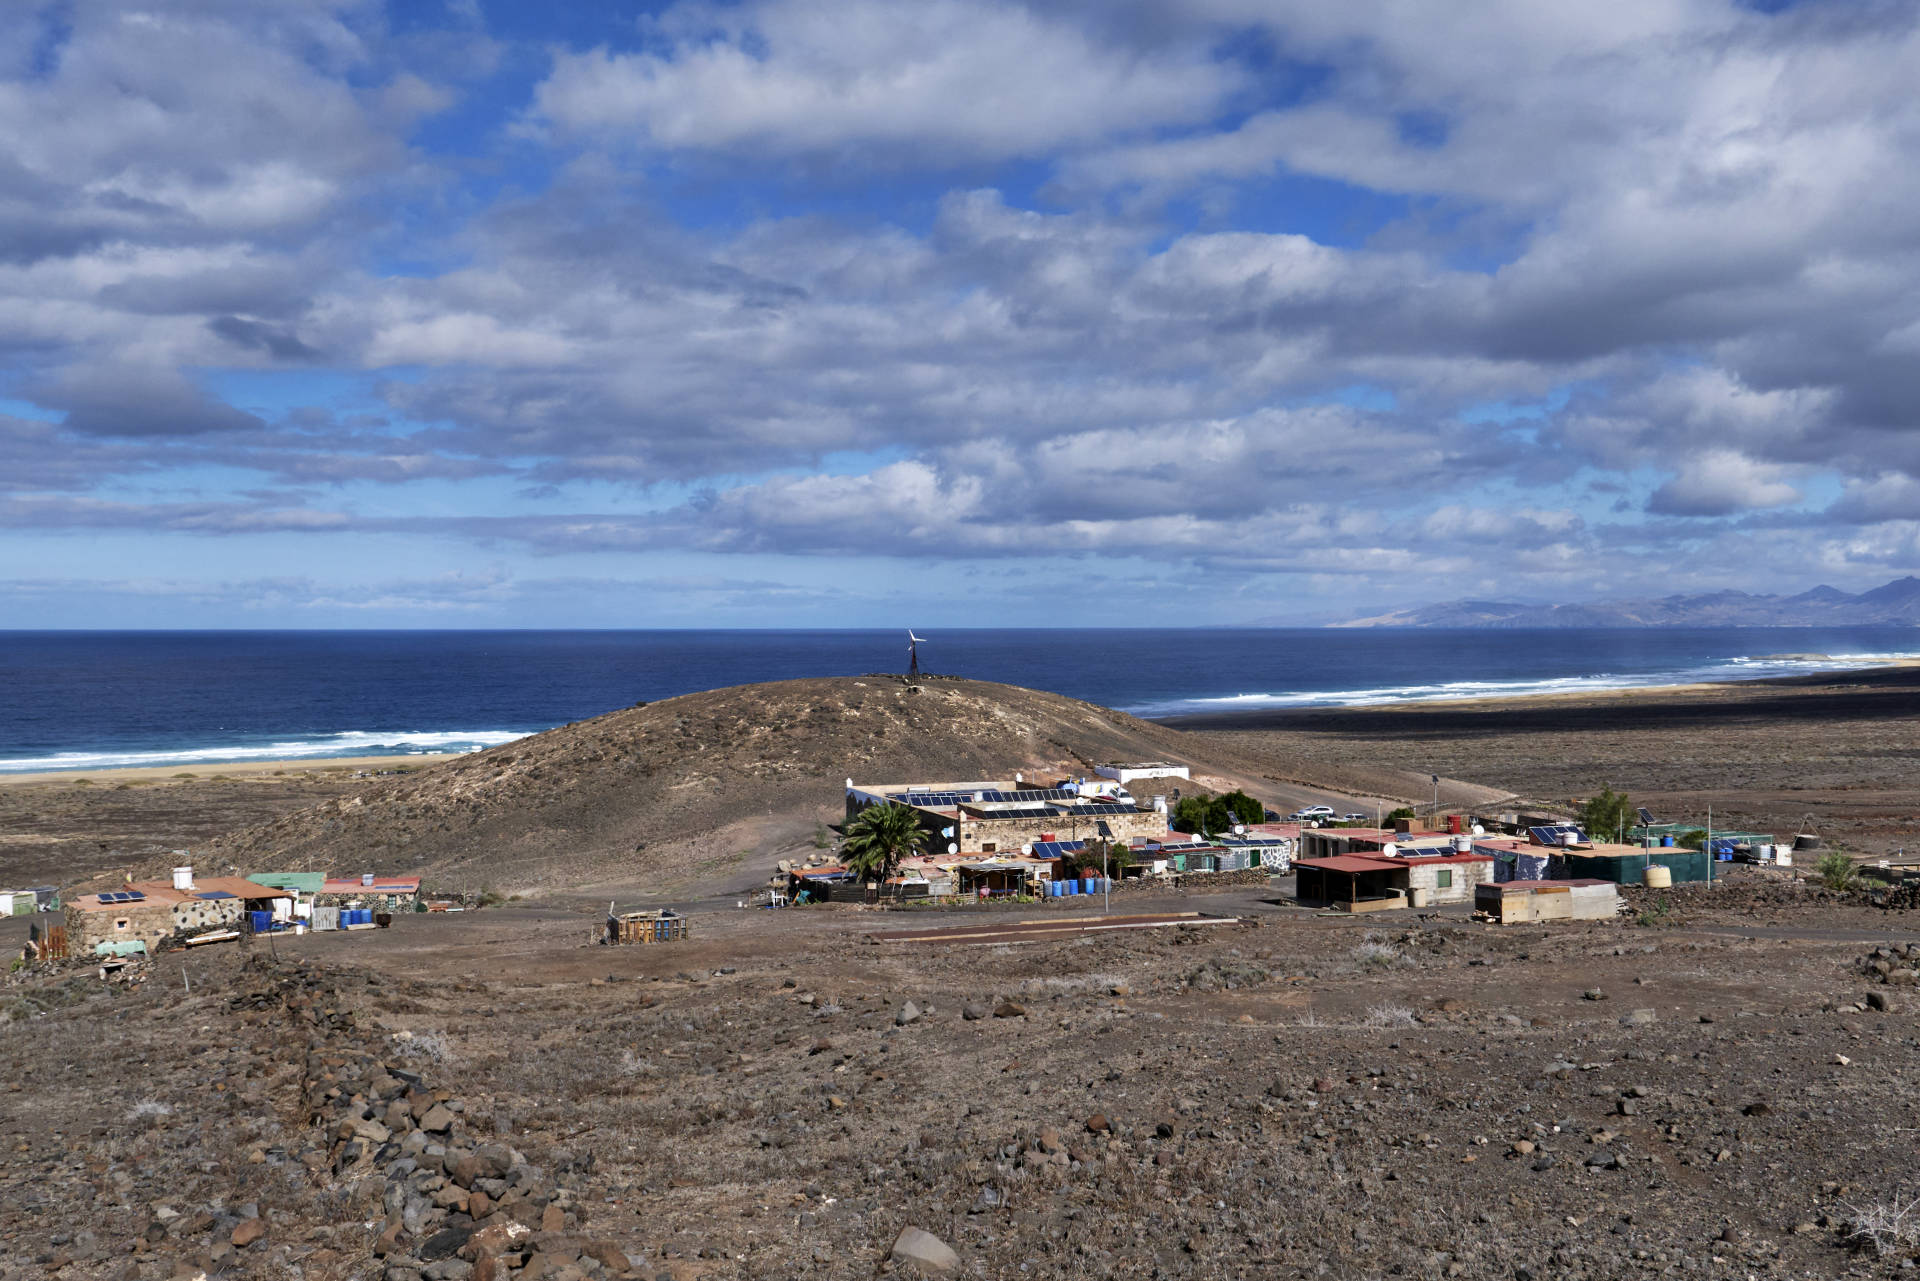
[769,762,1807,929]
[8,754,1832,968]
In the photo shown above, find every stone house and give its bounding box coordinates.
[64,875,292,956]
[316,875,423,913]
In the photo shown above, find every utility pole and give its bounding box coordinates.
[1707,804,1713,889]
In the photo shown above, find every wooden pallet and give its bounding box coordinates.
[607,916,691,944]
[30,923,68,962]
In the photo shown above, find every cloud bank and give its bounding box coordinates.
[4,0,1920,624]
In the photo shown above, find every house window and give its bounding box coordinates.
[1436,869,1453,889]
[982,843,997,853]
[115,919,129,930]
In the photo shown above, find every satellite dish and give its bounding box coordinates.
[947,842,958,855]
[1021,843,1033,855]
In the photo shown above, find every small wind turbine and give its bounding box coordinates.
[907,630,926,681]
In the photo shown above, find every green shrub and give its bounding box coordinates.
[1815,851,1859,892]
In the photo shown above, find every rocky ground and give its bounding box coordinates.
[9,874,1920,1281]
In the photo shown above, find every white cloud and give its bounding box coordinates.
[532,0,1239,158]
[1647,449,1802,517]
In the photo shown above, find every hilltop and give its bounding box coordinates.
[205,676,1419,898]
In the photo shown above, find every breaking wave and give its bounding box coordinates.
[1126,650,1920,716]
[0,729,528,774]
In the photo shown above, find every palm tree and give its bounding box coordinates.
[841,803,930,882]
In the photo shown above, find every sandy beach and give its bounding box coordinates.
[1168,661,1920,854]
[0,752,462,789]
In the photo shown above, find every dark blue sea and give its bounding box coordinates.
[1,628,1915,772]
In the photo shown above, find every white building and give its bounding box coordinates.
[1095,762,1190,786]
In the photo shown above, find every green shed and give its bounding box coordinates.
[247,872,325,895]
[1562,847,1710,885]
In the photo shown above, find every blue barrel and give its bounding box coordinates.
[1050,881,1062,897]
[1065,881,1078,896]
[250,910,271,933]
[1662,836,1675,847]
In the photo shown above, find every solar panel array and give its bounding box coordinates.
[97,891,147,904]
[1066,802,1138,815]
[899,792,968,807]
[1029,841,1085,860]
[978,789,1078,803]
[1529,824,1587,846]
[194,890,236,900]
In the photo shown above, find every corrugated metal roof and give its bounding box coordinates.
[1294,855,1403,875]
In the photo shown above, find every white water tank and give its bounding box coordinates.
[1453,836,1472,853]
[361,872,375,886]
[172,866,194,892]
[1559,832,1577,847]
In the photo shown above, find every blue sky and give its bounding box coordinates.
[4,0,1920,627]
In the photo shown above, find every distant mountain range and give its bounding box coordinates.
[1324,576,1920,629]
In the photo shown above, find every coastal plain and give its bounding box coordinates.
[5,670,1920,1280]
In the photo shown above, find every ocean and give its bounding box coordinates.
[1,627,1915,773]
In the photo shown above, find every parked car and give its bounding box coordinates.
[1342,812,1370,822]
[1290,805,1335,820]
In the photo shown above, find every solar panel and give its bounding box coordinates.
[901,792,966,807]
[979,789,1077,803]
[194,891,236,900]
[1529,824,1586,846]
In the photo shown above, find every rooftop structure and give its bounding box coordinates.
[848,777,1172,854]
[1294,847,1495,912]
[1095,761,1190,785]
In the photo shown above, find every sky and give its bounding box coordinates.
[4,0,1920,627]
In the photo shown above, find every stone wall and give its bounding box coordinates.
[64,902,176,954]
[958,809,1169,854]
[170,897,248,933]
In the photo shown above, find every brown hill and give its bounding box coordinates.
[206,677,1329,899]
